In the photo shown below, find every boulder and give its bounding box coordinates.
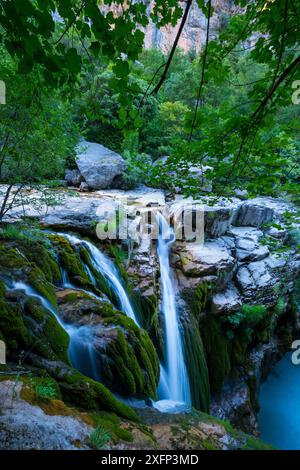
[76,140,127,190]
[0,381,93,450]
[169,197,241,240]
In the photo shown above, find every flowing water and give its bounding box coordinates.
[59,233,139,325]
[259,352,300,449]
[9,281,98,380]
[154,213,191,411]
[10,230,192,413]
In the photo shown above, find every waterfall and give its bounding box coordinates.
[59,233,139,326]
[155,212,191,411]
[9,281,99,381]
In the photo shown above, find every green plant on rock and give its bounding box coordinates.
[89,425,111,450]
[35,378,60,400]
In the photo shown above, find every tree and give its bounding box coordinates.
[0,48,79,220]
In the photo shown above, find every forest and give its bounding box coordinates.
[0,0,299,456]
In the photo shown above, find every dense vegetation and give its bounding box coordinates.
[0,0,299,213]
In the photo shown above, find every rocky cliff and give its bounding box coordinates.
[143,0,235,53]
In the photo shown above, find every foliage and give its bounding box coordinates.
[89,425,111,450]
[35,379,60,400]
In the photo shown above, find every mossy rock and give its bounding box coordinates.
[20,241,62,285]
[49,234,89,285]
[42,362,138,421]
[131,291,165,361]
[0,285,70,363]
[58,289,160,400]
[182,316,210,412]
[183,282,210,320]
[201,314,231,394]
[79,245,120,306]
[0,244,57,308]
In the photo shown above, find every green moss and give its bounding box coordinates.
[101,313,159,399]
[41,314,70,363]
[131,292,164,360]
[57,367,138,421]
[182,317,210,412]
[91,412,134,444]
[79,245,119,304]
[0,298,30,355]
[49,234,89,284]
[18,241,61,285]
[27,269,57,308]
[274,297,286,316]
[201,315,231,394]
[184,282,210,320]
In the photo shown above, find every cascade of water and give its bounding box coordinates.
[155,212,191,410]
[10,281,98,380]
[59,233,139,325]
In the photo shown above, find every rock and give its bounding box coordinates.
[235,258,277,304]
[236,199,274,227]
[234,188,248,200]
[212,284,242,315]
[76,140,127,190]
[176,240,235,284]
[0,381,93,450]
[42,196,119,236]
[169,196,241,239]
[64,169,82,187]
[57,289,160,399]
[79,181,90,192]
[210,379,259,436]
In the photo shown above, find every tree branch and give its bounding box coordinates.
[189,0,212,142]
[151,0,193,95]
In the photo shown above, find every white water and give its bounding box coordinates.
[11,231,191,412]
[154,213,191,411]
[10,281,99,380]
[59,233,139,325]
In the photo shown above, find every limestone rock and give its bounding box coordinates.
[177,241,235,282]
[211,284,242,315]
[0,381,93,450]
[235,259,277,304]
[76,140,127,190]
[236,199,274,227]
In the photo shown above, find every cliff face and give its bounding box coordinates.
[143,0,235,54]
[103,0,235,54]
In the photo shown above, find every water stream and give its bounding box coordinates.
[59,233,139,325]
[154,213,191,412]
[9,229,192,413]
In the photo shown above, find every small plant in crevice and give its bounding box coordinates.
[35,379,59,400]
[89,425,111,450]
